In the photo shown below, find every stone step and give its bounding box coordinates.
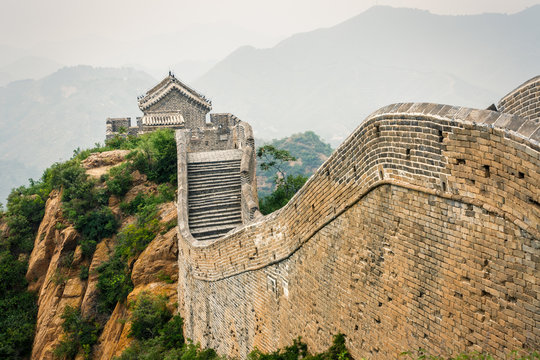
[187,207,242,220]
[187,168,240,177]
[188,194,240,207]
[186,154,243,241]
[188,185,240,197]
[188,185,241,197]
[192,232,231,241]
[187,160,241,169]
[187,159,241,167]
[187,162,241,171]
[188,178,240,190]
[189,218,242,231]
[186,174,241,184]
[189,224,238,237]
[188,199,241,213]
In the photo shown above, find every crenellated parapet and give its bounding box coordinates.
[498,76,540,122]
[176,99,539,358]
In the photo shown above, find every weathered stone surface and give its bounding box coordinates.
[498,76,540,124]
[82,150,131,178]
[176,98,540,359]
[80,238,113,319]
[93,302,130,360]
[26,190,63,293]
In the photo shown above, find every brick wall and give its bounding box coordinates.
[498,76,540,122]
[176,103,540,359]
[146,89,209,129]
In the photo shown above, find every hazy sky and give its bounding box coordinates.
[2,0,539,46]
[1,0,539,77]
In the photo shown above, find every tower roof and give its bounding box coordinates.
[138,74,212,111]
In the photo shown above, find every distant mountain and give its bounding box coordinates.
[256,131,333,197]
[0,56,62,86]
[194,5,540,145]
[0,66,155,202]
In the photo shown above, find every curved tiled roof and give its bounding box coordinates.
[138,75,212,111]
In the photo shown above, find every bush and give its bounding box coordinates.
[129,129,177,185]
[79,265,89,281]
[115,219,160,259]
[106,164,133,197]
[53,305,101,359]
[96,255,133,314]
[259,174,308,215]
[399,349,540,360]
[0,251,37,359]
[75,207,118,257]
[129,293,172,340]
[248,334,351,360]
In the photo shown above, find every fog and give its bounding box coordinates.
[1,0,539,79]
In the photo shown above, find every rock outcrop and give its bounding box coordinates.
[26,151,179,360]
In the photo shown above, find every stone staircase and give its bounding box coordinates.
[187,150,243,241]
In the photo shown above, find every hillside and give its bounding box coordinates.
[194,5,540,144]
[256,131,333,197]
[0,66,156,203]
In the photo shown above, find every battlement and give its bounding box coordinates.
[175,78,540,359]
[498,76,540,122]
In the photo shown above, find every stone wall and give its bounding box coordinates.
[145,89,208,130]
[105,117,131,140]
[176,103,540,359]
[498,76,540,122]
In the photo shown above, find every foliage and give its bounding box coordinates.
[106,164,133,197]
[399,349,540,360]
[248,334,351,360]
[53,305,101,360]
[119,183,175,224]
[96,254,133,314]
[115,294,185,360]
[3,183,48,254]
[258,174,308,215]
[0,129,178,357]
[115,219,160,259]
[42,159,118,258]
[0,175,46,359]
[257,132,333,198]
[76,207,118,258]
[129,293,172,340]
[257,145,297,179]
[257,145,309,215]
[79,265,89,280]
[0,251,37,359]
[128,129,178,185]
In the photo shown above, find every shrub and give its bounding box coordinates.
[79,265,89,281]
[54,305,101,360]
[96,255,133,314]
[0,257,37,359]
[115,219,159,259]
[129,293,172,340]
[259,174,308,215]
[106,164,133,197]
[129,129,177,185]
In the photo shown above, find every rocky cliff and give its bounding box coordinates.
[26,150,179,360]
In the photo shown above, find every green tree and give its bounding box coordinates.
[257,145,296,180]
[257,145,307,215]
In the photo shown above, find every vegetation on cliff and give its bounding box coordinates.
[0,129,178,359]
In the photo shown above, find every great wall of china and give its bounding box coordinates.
[108,75,540,359]
[175,78,539,359]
